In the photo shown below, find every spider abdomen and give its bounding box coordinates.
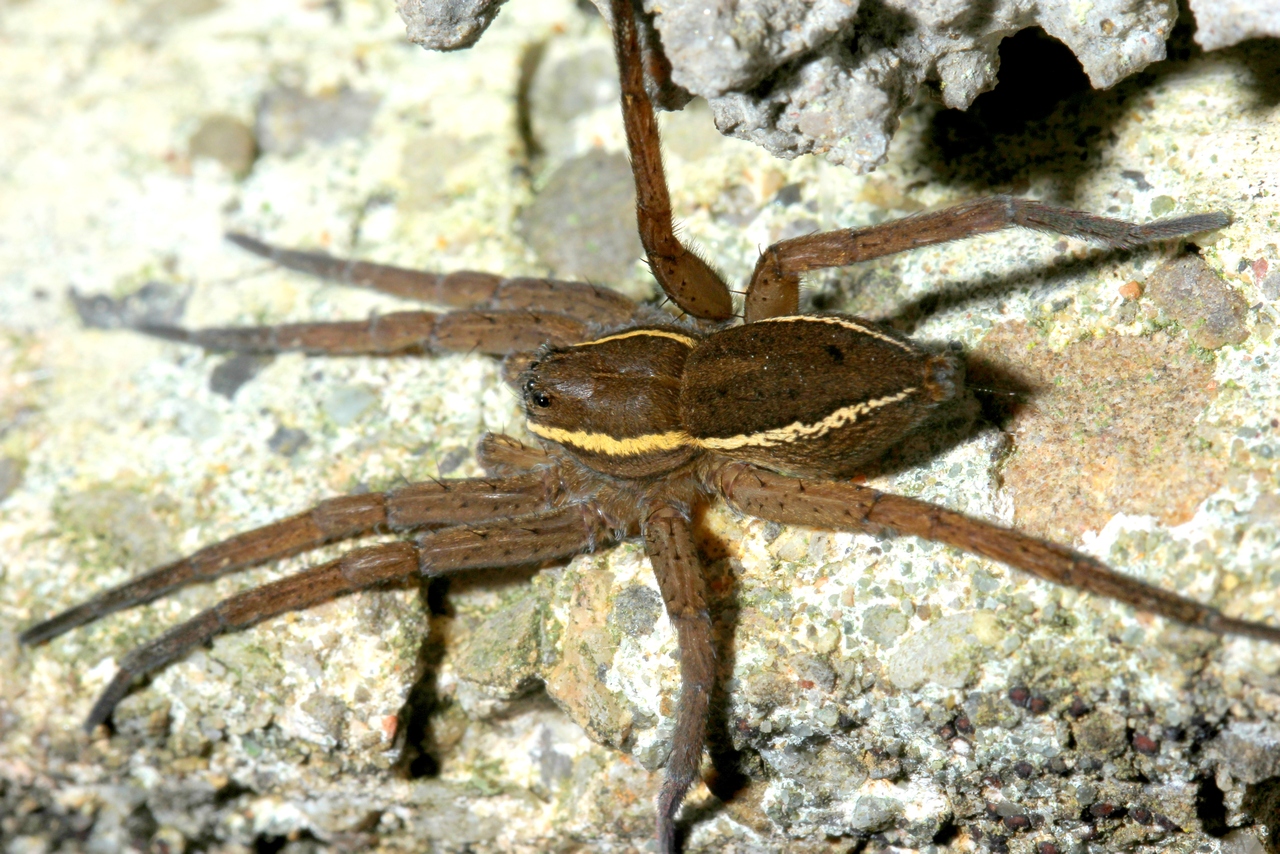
[681,315,958,477]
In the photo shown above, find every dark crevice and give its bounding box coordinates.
[923,6,1280,196]
[1243,777,1280,854]
[253,829,322,854]
[1196,774,1230,837]
[213,779,255,807]
[933,816,961,846]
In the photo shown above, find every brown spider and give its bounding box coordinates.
[19,0,1279,850]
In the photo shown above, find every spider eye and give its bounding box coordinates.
[531,390,552,408]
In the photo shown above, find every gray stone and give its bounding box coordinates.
[1189,0,1280,50]
[527,46,618,159]
[0,457,23,504]
[849,795,903,831]
[1208,722,1280,785]
[188,114,257,178]
[860,603,909,647]
[406,0,1257,172]
[885,611,1003,690]
[267,425,310,456]
[396,0,507,50]
[70,282,188,330]
[1261,272,1280,301]
[454,589,544,696]
[322,384,378,426]
[518,150,643,284]
[608,583,663,637]
[209,353,270,399]
[1070,708,1129,758]
[256,87,380,155]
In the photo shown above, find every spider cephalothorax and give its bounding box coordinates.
[20,1,1276,851]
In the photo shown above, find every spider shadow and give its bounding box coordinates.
[877,245,1143,338]
[392,565,544,778]
[846,254,1134,477]
[869,352,1034,484]
[674,503,748,846]
[391,521,753,846]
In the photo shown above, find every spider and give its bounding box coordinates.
[19,0,1278,850]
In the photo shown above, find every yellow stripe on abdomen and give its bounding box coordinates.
[696,389,917,450]
[527,388,916,457]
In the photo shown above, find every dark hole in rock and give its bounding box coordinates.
[1196,774,1230,837]
[1243,777,1280,854]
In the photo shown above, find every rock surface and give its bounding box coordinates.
[401,0,1280,172]
[2,1,1280,853]
[1189,0,1280,50]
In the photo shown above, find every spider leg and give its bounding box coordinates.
[714,462,1280,644]
[477,432,551,477]
[138,308,590,355]
[742,195,1232,322]
[84,503,610,731]
[610,0,733,322]
[226,233,637,327]
[643,506,715,854]
[20,467,558,645]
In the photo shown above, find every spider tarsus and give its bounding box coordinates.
[1133,210,1232,244]
[134,324,194,343]
[655,790,683,854]
[19,610,85,646]
[85,671,135,732]
[1210,613,1280,644]
[224,231,271,257]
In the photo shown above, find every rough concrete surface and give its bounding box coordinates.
[402,0,1280,172]
[2,1,1280,853]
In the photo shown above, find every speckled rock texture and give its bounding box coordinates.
[2,1,1280,853]
[1189,0,1280,50]
[401,0,1280,172]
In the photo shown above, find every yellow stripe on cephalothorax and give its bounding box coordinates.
[757,314,916,354]
[527,421,695,456]
[696,388,917,450]
[574,329,698,348]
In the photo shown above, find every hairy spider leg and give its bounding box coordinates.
[20,466,559,645]
[82,504,612,731]
[611,0,733,321]
[643,507,715,854]
[742,195,1233,322]
[714,462,1280,644]
[476,432,553,477]
[226,233,637,327]
[139,308,591,356]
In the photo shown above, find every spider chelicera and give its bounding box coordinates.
[20,0,1275,851]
